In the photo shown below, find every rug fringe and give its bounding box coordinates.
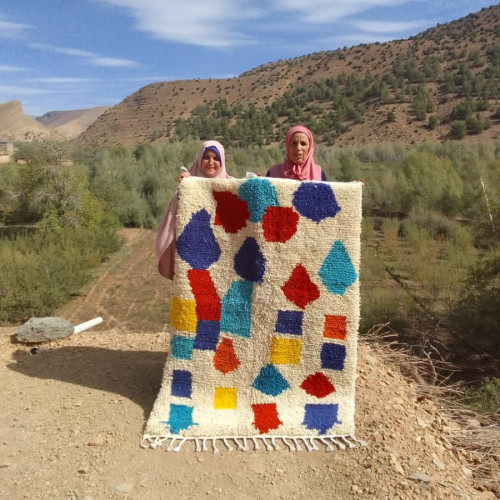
[141,434,366,452]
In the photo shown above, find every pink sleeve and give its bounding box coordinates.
[154,193,178,280]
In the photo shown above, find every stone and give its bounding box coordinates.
[15,317,73,343]
[409,471,433,483]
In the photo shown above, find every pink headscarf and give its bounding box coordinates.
[154,140,231,279]
[268,125,323,180]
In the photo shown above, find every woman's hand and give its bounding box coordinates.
[178,171,191,183]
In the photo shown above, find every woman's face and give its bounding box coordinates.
[200,149,222,178]
[288,132,310,164]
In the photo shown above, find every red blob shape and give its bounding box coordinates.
[213,338,240,374]
[188,269,221,320]
[281,264,320,310]
[252,403,283,434]
[213,190,249,233]
[262,206,299,243]
[300,372,336,398]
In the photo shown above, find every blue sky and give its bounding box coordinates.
[0,0,497,117]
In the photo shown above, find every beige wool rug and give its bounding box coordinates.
[143,176,364,452]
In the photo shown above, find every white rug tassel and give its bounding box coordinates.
[172,438,186,452]
[332,437,346,450]
[341,436,354,449]
[212,438,220,453]
[320,437,334,452]
[252,437,260,450]
[283,438,295,451]
[223,438,233,451]
[239,437,248,451]
[262,437,273,451]
[351,435,367,447]
[302,438,314,451]
[310,438,319,451]
[271,436,280,450]
[195,439,201,452]
[166,438,176,451]
[202,438,208,452]
[293,438,302,451]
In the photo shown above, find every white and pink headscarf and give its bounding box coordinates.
[267,125,324,180]
[154,140,231,279]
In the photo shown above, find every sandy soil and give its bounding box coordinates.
[0,229,497,500]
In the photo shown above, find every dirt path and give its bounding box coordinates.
[55,228,171,333]
[0,229,497,499]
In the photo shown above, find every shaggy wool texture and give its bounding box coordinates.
[143,177,363,452]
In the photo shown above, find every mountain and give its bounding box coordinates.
[0,100,51,141]
[36,106,110,139]
[0,101,109,142]
[2,6,499,149]
[77,4,500,149]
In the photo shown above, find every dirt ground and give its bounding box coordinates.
[1,229,497,500]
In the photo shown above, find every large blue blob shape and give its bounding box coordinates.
[177,209,221,269]
[292,183,340,222]
[238,178,279,223]
[318,240,358,296]
[234,237,266,283]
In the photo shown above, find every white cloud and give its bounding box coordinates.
[93,0,265,47]
[353,19,430,33]
[30,77,97,84]
[91,57,139,68]
[270,0,409,23]
[30,43,96,58]
[0,18,32,38]
[0,85,47,96]
[0,64,25,72]
[29,43,138,68]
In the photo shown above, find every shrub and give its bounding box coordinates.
[467,378,500,414]
[451,120,467,139]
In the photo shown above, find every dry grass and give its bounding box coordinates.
[363,323,500,496]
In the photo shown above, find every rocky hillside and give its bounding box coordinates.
[0,100,50,141]
[77,5,500,149]
[36,106,110,139]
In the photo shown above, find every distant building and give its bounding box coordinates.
[0,138,14,164]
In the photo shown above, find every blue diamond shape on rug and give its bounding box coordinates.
[292,183,340,222]
[177,209,221,269]
[303,404,341,435]
[253,364,290,397]
[238,178,279,222]
[318,240,358,296]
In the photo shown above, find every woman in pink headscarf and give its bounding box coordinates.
[154,140,232,280]
[266,125,327,181]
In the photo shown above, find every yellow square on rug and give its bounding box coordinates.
[143,176,365,452]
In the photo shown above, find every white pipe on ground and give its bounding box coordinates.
[72,317,103,334]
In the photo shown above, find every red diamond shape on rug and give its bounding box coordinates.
[281,264,320,310]
[300,372,336,398]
